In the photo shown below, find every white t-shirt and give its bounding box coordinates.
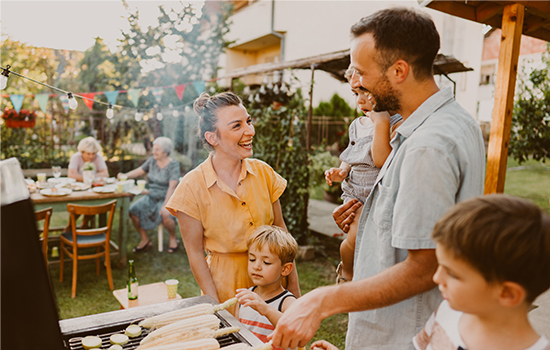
[413,300,550,350]
[68,152,107,174]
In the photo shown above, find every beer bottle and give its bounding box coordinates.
[128,260,138,300]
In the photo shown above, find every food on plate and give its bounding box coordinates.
[81,335,102,349]
[108,345,123,350]
[139,297,237,329]
[65,182,89,191]
[109,333,129,345]
[125,324,142,338]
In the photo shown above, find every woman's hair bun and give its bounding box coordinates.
[193,93,211,115]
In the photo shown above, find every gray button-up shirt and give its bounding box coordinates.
[346,87,485,349]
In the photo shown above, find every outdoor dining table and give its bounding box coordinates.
[31,188,137,268]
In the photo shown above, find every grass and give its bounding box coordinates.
[504,158,549,213]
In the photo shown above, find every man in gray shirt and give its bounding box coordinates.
[270,7,485,349]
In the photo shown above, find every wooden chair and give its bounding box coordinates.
[35,207,53,267]
[60,200,116,298]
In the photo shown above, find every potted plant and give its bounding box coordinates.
[2,109,37,128]
[309,150,343,204]
[82,162,96,186]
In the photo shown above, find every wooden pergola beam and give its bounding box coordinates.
[484,3,525,194]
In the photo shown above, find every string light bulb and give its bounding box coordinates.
[156,112,163,121]
[0,65,10,90]
[134,109,143,121]
[67,92,78,109]
[106,104,114,119]
[172,110,179,117]
[184,106,191,113]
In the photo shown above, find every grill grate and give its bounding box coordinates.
[65,313,250,350]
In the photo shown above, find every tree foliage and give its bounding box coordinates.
[242,81,311,244]
[509,49,550,164]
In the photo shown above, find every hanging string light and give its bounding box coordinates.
[1,65,10,90]
[106,104,114,119]
[172,110,179,117]
[67,92,78,109]
[156,112,163,120]
[135,109,143,121]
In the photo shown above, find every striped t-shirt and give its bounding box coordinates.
[239,286,296,344]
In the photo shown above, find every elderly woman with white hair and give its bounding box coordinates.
[118,137,181,253]
[67,137,109,181]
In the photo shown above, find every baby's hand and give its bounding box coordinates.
[236,289,267,315]
[325,168,347,186]
[311,340,339,350]
[367,111,391,125]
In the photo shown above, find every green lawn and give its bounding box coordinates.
[504,158,549,213]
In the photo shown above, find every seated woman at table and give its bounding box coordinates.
[166,92,300,316]
[118,137,181,253]
[67,137,109,182]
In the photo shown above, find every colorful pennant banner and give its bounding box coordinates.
[35,93,49,113]
[9,94,25,114]
[80,92,97,110]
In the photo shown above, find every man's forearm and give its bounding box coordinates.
[319,249,438,318]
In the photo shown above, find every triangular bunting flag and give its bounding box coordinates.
[80,93,96,110]
[35,94,49,113]
[192,81,205,95]
[174,84,186,100]
[151,88,163,104]
[9,94,25,114]
[59,95,69,113]
[127,89,141,107]
[104,90,119,105]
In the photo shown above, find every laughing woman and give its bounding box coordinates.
[166,92,300,316]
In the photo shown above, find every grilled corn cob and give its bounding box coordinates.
[139,314,219,345]
[138,327,239,349]
[139,297,238,329]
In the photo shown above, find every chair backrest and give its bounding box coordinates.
[67,200,116,241]
[35,207,52,265]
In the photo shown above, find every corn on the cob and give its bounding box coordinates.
[138,327,239,350]
[139,297,238,329]
[138,337,220,350]
[139,314,219,346]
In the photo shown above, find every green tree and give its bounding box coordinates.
[245,83,311,245]
[509,49,550,164]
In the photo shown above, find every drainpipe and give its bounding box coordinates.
[271,0,285,63]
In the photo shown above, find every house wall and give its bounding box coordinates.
[476,29,548,122]
[219,1,484,120]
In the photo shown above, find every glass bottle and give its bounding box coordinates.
[127,260,138,300]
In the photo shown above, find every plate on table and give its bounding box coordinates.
[127,187,144,196]
[93,186,117,194]
[48,177,76,184]
[65,182,90,191]
[40,188,72,196]
[105,177,117,184]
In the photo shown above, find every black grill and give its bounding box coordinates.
[64,314,250,350]
[59,297,261,350]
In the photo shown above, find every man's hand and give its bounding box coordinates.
[325,168,348,186]
[332,199,362,233]
[268,288,326,349]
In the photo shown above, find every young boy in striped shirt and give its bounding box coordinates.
[236,225,298,344]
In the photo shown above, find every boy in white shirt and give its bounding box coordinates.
[415,194,549,350]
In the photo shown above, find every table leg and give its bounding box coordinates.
[118,197,130,268]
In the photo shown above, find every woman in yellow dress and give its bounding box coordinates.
[166,92,300,316]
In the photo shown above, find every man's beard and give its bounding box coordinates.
[370,75,401,113]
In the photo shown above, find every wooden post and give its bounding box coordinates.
[484,3,524,194]
[306,64,315,152]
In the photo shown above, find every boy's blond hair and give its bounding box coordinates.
[432,194,550,303]
[247,225,298,265]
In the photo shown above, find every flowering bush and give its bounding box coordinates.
[2,109,37,121]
